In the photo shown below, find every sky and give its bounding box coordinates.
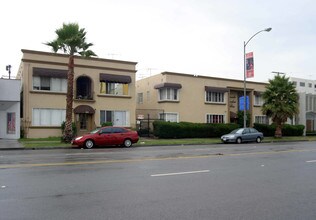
[1,0,316,83]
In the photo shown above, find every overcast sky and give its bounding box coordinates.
[1,0,315,82]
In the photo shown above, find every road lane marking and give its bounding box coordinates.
[1,148,316,169]
[306,160,316,163]
[151,170,210,177]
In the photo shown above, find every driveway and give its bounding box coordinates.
[0,139,23,150]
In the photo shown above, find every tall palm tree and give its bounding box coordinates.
[45,23,97,142]
[262,74,299,137]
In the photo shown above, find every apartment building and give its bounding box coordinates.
[17,49,137,138]
[136,72,268,126]
[290,77,316,133]
[0,78,21,139]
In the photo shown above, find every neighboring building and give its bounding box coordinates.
[17,49,137,138]
[290,77,316,134]
[0,78,21,139]
[136,72,268,127]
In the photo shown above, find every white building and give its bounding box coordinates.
[0,78,21,139]
[290,77,316,134]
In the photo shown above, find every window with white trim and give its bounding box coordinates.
[159,113,179,122]
[100,110,130,126]
[205,92,224,103]
[255,115,269,124]
[254,94,264,106]
[32,108,66,126]
[206,114,225,123]
[33,76,67,92]
[159,88,179,101]
[137,93,143,104]
[100,82,129,95]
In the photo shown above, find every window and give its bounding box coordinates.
[292,81,297,87]
[100,82,129,95]
[308,83,312,88]
[33,76,67,92]
[300,82,305,87]
[159,113,179,122]
[205,92,224,103]
[206,114,224,123]
[137,93,143,104]
[159,88,179,101]
[32,108,66,126]
[254,94,264,106]
[76,76,92,99]
[100,110,130,126]
[146,91,150,102]
[7,113,16,134]
[255,115,269,124]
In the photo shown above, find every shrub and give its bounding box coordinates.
[254,123,305,137]
[153,121,239,139]
[61,121,77,137]
[101,122,113,127]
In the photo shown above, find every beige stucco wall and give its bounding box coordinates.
[20,49,137,138]
[136,72,267,125]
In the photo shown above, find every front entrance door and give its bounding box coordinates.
[76,113,94,136]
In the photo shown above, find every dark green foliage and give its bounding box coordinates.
[237,111,250,127]
[61,121,77,136]
[101,122,113,127]
[153,121,239,139]
[254,123,305,137]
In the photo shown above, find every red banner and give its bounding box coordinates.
[246,52,254,78]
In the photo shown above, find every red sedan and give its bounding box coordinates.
[71,126,139,149]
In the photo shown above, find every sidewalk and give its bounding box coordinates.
[0,139,24,150]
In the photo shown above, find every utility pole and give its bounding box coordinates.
[6,65,11,79]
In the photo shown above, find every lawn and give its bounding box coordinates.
[19,136,316,149]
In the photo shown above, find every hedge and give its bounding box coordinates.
[153,121,239,139]
[253,123,305,137]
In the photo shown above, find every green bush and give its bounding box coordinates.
[253,123,305,137]
[153,121,239,139]
[101,122,113,127]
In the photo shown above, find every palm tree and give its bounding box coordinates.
[45,23,97,142]
[262,74,299,137]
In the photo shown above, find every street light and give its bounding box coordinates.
[243,27,272,128]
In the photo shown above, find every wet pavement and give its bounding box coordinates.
[0,139,24,150]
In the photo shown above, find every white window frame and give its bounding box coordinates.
[100,110,130,126]
[32,108,66,126]
[33,76,67,92]
[104,82,129,96]
[137,93,143,104]
[206,114,225,124]
[159,88,179,101]
[254,94,264,106]
[205,91,225,103]
[159,112,179,122]
[254,115,269,124]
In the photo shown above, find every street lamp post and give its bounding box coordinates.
[243,27,272,128]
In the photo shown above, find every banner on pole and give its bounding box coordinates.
[246,52,254,78]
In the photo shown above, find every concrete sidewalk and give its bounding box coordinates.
[0,139,24,150]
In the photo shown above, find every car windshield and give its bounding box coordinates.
[89,128,100,134]
[230,129,243,134]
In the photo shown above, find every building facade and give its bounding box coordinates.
[18,49,137,138]
[290,77,316,134]
[136,72,268,126]
[0,78,21,139]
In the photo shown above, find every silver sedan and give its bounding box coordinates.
[221,128,264,144]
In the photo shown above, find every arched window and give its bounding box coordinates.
[76,76,92,100]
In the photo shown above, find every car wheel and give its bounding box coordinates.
[123,139,132,148]
[256,137,262,143]
[236,137,242,144]
[85,139,94,149]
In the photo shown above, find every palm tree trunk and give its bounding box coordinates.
[63,55,74,142]
[275,123,282,138]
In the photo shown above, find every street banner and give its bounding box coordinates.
[246,52,254,78]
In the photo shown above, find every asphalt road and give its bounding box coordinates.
[1,142,316,220]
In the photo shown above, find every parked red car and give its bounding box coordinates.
[71,126,139,149]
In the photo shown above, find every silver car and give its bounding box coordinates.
[221,128,263,144]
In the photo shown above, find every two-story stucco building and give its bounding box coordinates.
[136,72,268,127]
[290,77,316,133]
[17,49,137,138]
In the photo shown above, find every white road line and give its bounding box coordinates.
[306,160,316,163]
[151,170,210,177]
